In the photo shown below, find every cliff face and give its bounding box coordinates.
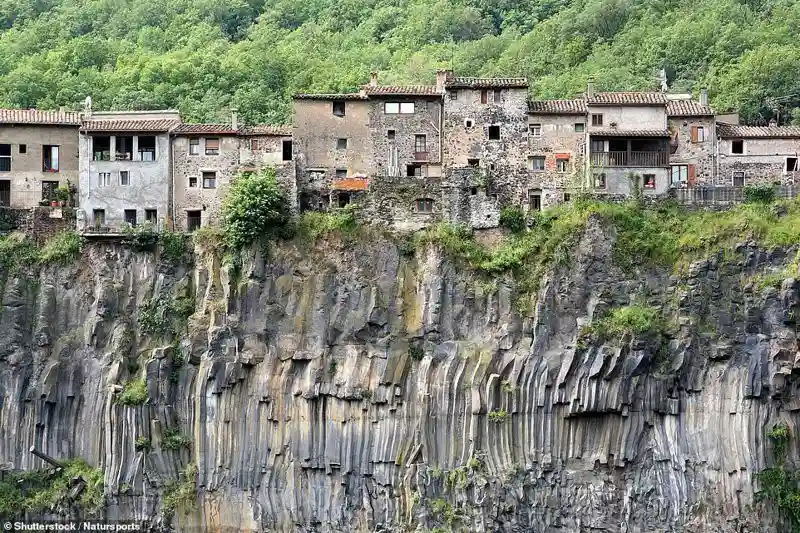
[0,219,797,532]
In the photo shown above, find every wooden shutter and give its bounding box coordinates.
[688,164,697,187]
[480,90,488,104]
[690,126,698,143]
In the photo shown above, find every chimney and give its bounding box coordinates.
[369,72,378,87]
[436,69,453,93]
[700,88,708,106]
[587,77,595,98]
[769,118,778,128]
[231,108,239,131]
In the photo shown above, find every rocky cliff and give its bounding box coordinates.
[0,217,798,533]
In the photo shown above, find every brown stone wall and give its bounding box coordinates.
[717,137,800,186]
[668,116,716,185]
[526,113,587,209]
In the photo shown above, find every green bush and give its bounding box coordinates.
[160,231,189,262]
[116,378,148,406]
[487,409,509,422]
[39,231,83,265]
[296,210,357,241]
[162,462,197,518]
[122,222,160,251]
[499,206,526,233]
[744,184,777,204]
[162,427,191,450]
[758,423,800,528]
[408,344,424,361]
[135,436,151,452]
[222,168,291,250]
[598,305,665,338]
[0,233,39,272]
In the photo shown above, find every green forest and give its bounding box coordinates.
[1,0,799,125]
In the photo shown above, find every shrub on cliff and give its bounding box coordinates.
[499,206,525,233]
[39,231,83,265]
[222,168,291,250]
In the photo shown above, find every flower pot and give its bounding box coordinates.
[50,200,58,207]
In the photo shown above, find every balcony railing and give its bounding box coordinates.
[590,151,668,167]
[671,186,800,205]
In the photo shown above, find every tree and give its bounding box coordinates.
[221,168,291,250]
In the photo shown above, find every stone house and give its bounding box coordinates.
[716,122,800,187]
[238,124,294,200]
[666,91,716,187]
[78,110,180,232]
[0,109,81,208]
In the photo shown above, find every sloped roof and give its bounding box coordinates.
[717,122,800,138]
[293,93,368,100]
[0,109,81,125]
[591,129,670,137]
[240,124,292,136]
[172,123,238,135]
[528,99,587,114]
[587,92,667,105]
[667,100,714,117]
[446,77,528,89]
[81,119,179,133]
[363,85,440,97]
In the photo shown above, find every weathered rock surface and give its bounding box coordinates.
[1,223,799,532]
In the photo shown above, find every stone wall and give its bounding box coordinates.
[717,137,800,186]
[668,116,716,186]
[526,113,587,209]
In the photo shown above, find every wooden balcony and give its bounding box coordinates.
[590,151,668,167]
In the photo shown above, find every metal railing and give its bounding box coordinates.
[0,190,75,209]
[590,151,668,167]
[671,185,800,204]
[81,219,166,235]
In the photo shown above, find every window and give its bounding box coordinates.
[202,171,216,189]
[594,173,606,189]
[643,174,656,188]
[189,176,198,188]
[564,192,571,202]
[528,156,545,171]
[556,158,569,172]
[493,89,502,102]
[250,138,262,151]
[41,181,59,200]
[414,135,427,153]
[282,140,292,161]
[467,158,479,167]
[42,145,60,172]
[92,209,106,228]
[733,171,745,187]
[387,130,396,140]
[489,163,495,171]
[335,169,347,179]
[529,189,542,212]
[0,144,11,172]
[92,136,111,161]
[691,126,706,143]
[19,144,26,154]
[337,192,351,208]
[470,187,477,196]
[336,138,348,150]
[145,209,157,224]
[406,164,423,177]
[205,138,220,156]
[98,172,111,187]
[116,136,133,160]
[415,198,434,213]
[480,90,488,104]
[465,120,473,128]
[731,140,744,154]
[120,171,130,186]
[384,102,415,114]
[488,125,501,140]
[449,91,458,100]
[124,209,137,226]
[574,123,585,133]
[670,165,688,185]
[332,101,346,116]
[529,124,541,137]
[787,157,799,172]
[591,114,603,126]
[187,210,202,232]
[138,136,156,161]
[189,138,200,155]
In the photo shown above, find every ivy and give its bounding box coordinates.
[221,168,291,250]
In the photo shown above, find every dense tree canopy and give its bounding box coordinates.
[1,0,799,125]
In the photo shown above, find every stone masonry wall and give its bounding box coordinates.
[668,116,716,186]
[718,137,800,186]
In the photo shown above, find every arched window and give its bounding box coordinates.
[415,198,434,213]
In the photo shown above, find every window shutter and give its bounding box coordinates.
[690,126,698,143]
[688,164,696,186]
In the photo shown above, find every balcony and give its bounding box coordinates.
[590,151,668,168]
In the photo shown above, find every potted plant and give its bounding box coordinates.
[55,185,70,207]
[50,199,58,207]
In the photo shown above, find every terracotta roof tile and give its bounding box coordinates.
[0,109,81,125]
[81,119,179,132]
[173,123,237,135]
[293,93,368,100]
[363,85,439,96]
[591,129,670,137]
[446,77,528,89]
[240,124,292,136]
[528,99,587,114]
[717,122,800,138]
[587,92,667,105]
[666,100,714,116]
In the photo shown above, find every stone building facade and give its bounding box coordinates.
[78,110,180,232]
[0,110,81,208]
[716,122,800,186]
[667,93,716,187]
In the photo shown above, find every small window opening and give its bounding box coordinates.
[138,136,156,161]
[41,181,59,200]
[787,157,799,172]
[480,90,488,104]
[488,125,500,140]
[731,140,744,154]
[529,189,542,212]
[336,169,347,179]
[470,187,477,196]
[145,209,157,224]
[189,176,198,188]
[333,101,346,116]
[733,171,745,187]
[337,192,351,208]
[643,174,656,189]
[407,164,423,177]
[187,210,202,232]
[92,209,106,228]
[414,135,427,153]
[202,171,217,189]
[493,89,502,102]
[528,156,545,171]
[556,158,569,173]
[116,136,133,160]
[337,138,348,150]
[564,192,571,202]
[465,119,473,128]
[43,145,60,172]
[415,198,434,213]
[574,123,585,133]
[387,130,396,140]
[189,138,200,155]
[282,140,292,161]
[92,136,111,161]
[205,138,220,156]
[467,158,479,167]
[594,173,606,189]
[591,114,603,127]
[0,144,9,171]
[489,163,496,171]
[19,144,26,154]
[120,170,130,186]
[529,124,541,137]
[124,209,137,227]
[449,91,458,100]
